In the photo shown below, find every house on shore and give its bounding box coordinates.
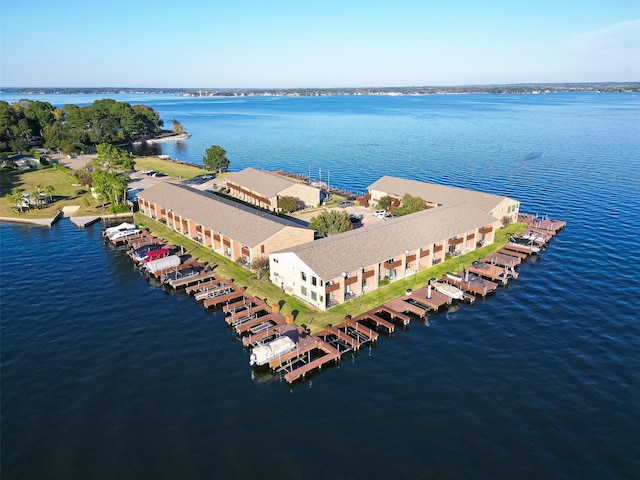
[368,176,520,224]
[224,167,322,211]
[137,182,314,265]
[269,202,498,311]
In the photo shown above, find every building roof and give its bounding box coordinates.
[274,203,496,280]
[368,175,513,213]
[225,167,298,199]
[138,182,311,247]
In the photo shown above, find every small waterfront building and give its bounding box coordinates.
[269,202,498,311]
[368,176,520,224]
[224,167,322,211]
[138,182,314,266]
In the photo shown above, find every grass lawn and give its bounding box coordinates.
[0,167,108,218]
[134,212,526,333]
[134,157,211,179]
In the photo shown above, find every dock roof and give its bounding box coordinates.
[368,176,512,212]
[225,167,299,198]
[274,203,496,280]
[139,182,311,247]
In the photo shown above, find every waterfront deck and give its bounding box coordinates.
[282,339,342,384]
[467,262,514,284]
[316,325,363,352]
[234,312,286,335]
[519,213,566,232]
[352,312,395,334]
[496,247,528,259]
[193,281,234,301]
[481,252,522,268]
[203,287,245,309]
[169,269,217,289]
[444,272,498,297]
[242,320,296,347]
[223,296,264,314]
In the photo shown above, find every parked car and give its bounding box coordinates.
[384,213,396,220]
[373,210,386,218]
[338,201,354,208]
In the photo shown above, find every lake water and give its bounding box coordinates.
[1,92,639,479]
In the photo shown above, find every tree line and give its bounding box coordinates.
[0,98,163,155]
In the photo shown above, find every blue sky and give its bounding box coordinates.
[1,0,638,88]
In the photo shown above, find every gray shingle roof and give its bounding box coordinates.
[138,182,311,247]
[225,168,296,198]
[368,175,511,212]
[276,203,496,280]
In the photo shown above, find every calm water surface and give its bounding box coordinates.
[1,93,639,479]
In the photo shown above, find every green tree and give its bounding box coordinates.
[45,185,55,203]
[202,145,229,172]
[309,210,353,236]
[93,143,135,173]
[171,118,186,135]
[250,256,270,279]
[92,169,127,208]
[378,195,392,211]
[277,196,299,213]
[395,193,426,216]
[8,187,25,213]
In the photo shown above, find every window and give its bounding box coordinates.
[311,276,317,286]
[311,291,317,301]
[301,271,307,282]
[301,285,307,296]
[261,245,265,253]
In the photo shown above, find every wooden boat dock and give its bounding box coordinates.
[519,214,566,233]
[223,296,264,314]
[503,243,540,256]
[481,252,522,268]
[370,305,411,327]
[234,312,286,335]
[169,269,217,289]
[334,317,379,344]
[352,312,395,334]
[186,276,231,296]
[316,325,363,353]
[268,335,319,370]
[203,287,245,309]
[241,320,285,346]
[467,262,514,284]
[282,339,342,384]
[193,281,234,301]
[226,303,271,326]
[444,272,498,297]
[496,247,528,259]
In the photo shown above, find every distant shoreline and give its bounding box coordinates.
[2,82,639,97]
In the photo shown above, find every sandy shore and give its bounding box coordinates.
[133,133,191,144]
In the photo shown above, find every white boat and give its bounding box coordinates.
[145,254,181,274]
[432,280,465,300]
[104,222,136,238]
[109,228,141,241]
[249,336,297,366]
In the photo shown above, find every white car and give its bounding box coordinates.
[373,210,386,218]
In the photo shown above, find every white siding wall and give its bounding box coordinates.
[270,252,326,311]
